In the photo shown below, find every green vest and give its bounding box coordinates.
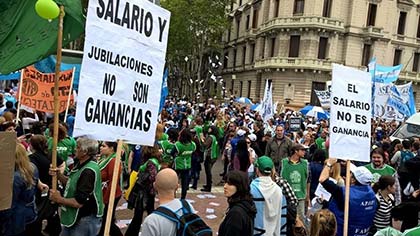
[209,135,219,160]
[281,158,308,200]
[160,140,175,163]
[174,141,196,170]
[61,160,104,227]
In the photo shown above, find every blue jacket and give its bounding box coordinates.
[329,185,377,236]
[5,168,38,236]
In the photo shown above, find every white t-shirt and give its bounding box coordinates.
[141,199,195,236]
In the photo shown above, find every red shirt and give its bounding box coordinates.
[100,158,122,204]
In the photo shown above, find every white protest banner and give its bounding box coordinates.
[373,83,406,121]
[330,64,371,162]
[74,0,170,146]
[314,89,330,109]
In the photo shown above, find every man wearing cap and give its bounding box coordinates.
[320,159,377,236]
[250,156,283,236]
[265,125,293,172]
[280,144,310,223]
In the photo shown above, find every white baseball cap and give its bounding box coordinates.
[350,164,373,185]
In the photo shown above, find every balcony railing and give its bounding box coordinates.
[260,16,345,33]
[254,57,338,71]
[362,26,384,38]
[399,71,420,83]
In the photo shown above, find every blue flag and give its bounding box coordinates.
[159,68,169,112]
[0,71,20,81]
[368,58,402,84]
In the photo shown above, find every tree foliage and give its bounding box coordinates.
[161,0,230,69]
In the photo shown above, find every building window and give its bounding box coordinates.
[293,0,304,15]
[417,15,420,38]
[242,46,247,65]
[366,4,377,27]
[250,43,255,62]
[261,37,266,59]
[270,38,276,57]
[274,0,280,18]
[236,19,241,38]
[393,49,402,66]
[233,49,237,67]
[246,15,250,30]
[223,52,229,68]
[227,29,231,42]
[289,36,300,57]
[361,44,371,66]
[322,0,332,18]
[240,81,243,97]
[413,52,420,72]
[247,81,251,98]
[397,12,407,35]
[252,9,259,28]
[239,0,242,6]
[230,1,234,11]
[318,37,328,59]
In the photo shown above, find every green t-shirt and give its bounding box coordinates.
[402,226,420,236]
[48,136,77,162]
[364,164,396,183]
[174,141,196,170]
[315,137,326,150]
[160,140,175,164]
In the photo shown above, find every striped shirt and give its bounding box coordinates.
[373,192,394,230]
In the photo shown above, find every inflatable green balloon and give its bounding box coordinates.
[35,0,60,20]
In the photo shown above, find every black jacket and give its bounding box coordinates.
[218,199,257,236]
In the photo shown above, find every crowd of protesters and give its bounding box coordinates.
[0,85,419,236]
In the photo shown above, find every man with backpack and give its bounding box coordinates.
[141,168,211,236]
[391,140,415,198]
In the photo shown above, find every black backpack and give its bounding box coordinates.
[154,199,213,236]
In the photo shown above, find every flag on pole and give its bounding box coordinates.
[0,0,84,74]
[261,80,273,122]
[159,68,169,112]
[368,58,402,84]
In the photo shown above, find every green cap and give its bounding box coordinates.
[255,156,274,174]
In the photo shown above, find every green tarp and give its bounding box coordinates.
[0,0,84,74]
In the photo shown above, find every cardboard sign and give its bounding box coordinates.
[74,0,171,145]
[330,64,371,162]
[19,66,74,113]
[0,132,17,210]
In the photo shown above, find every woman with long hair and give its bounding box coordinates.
[233,139,251,172]
[6,144,39,236]
[370,175,396,235]
[218,170,256,236]
[126,144,161,236]
[173,128,196,199]
[201,126,219,192]
[310,209,337,236]
[97,141,123,236]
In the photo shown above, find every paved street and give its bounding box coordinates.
[115,158,228,234]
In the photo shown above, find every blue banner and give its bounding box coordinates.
[387,95,411,117]
[368,58,402,84]
[159,68,169,113]
[0,71,20,80]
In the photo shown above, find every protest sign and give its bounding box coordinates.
[74,0,171,146]
[330,64,371,162]
[289,117,301,132]
[18,67,75,113]
[0,132,16,210]
[314,89,331,109]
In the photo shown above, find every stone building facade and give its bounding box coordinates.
[221,0,420,110]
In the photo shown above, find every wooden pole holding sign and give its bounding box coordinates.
[343,160,351,236]
[104,139,123,236]
[51,5,65,191]
[15,71,24,125]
